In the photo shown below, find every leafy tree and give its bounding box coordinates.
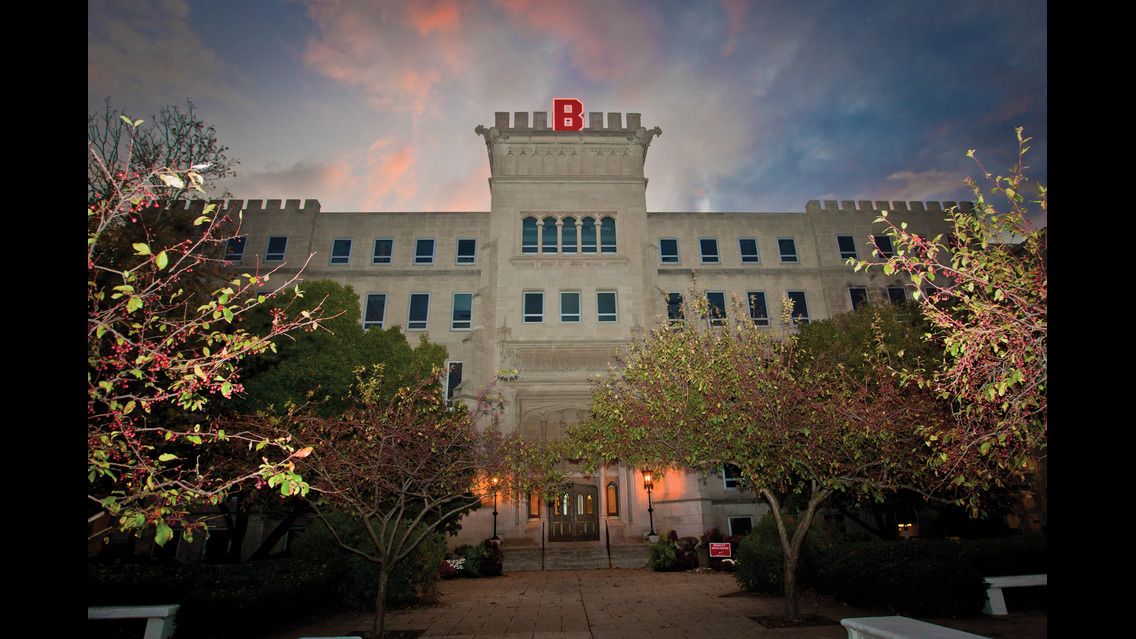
[88,110,325,544]
[853,129,1047,507]
[571,295,952,620]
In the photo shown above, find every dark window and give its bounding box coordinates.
[739,238,759,264]
[747,291,769,326]
[542,216,558,253]
[522,217,538,253]
[707,292,727,326]
[786,291,809,324]
[562,217,578,253]
[581,217,597,253]
[408,293,429,330]
[597,291,617,322]
[224,236,246,261]
[600,217,617,253]
[415,239,435,264]
[561,291,580,323]
[849,287,869,310]
[266,236,288,262]
[723,464,743,489]
[372,239,393,264]
[451,293,472,330]
[457,239,477,264]
[778,238,798,263]
[330,239,351,265]
[837,235,858,260]
[873,235,895,258]
[660,239,679,264]
[666,292,684,324]
[700,238,720,264]
[445,361,463,401]
[728,516,753,537]
[364,294,387,329]
[524,292,543,323]
[887,286,907,304]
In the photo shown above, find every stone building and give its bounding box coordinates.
[205,110,958,552]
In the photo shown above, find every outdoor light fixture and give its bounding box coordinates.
[490,477,501,541]
[642,469,656,537]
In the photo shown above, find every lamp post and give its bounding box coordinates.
[642,469,656,537]
[490,477,500,541]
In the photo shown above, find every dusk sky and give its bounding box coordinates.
[88,0,1047,218]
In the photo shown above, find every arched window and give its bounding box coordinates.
[522,217,538,254]
[600,217,616,253]
[581,217,597,253]
[561,217,577,253]
[542,216,558,253]
[605,481,619,516]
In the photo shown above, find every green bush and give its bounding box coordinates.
[647,536,677,571]
[451,541,503,578]
[734,512,839,594]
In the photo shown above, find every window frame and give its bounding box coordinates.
[837,235,858,260]
[407,293,430,331]
[699,238,720,264]
[723,463,743,490]
[451,292,473,331]
[659,238,679,264]
[739,238,760,264]
[265,236,288,262]
[666,292,684,325]
[522,217,539,254]
[224,236,247,262]
[363,293,387,329]
[706,291,727,326]
[746,291,769,326]
[873,234,895,258]
[523,291,544,323]
[849,287,869,310]
[600,217,617,253]
[596,290,618,322]
[414,238,436,265]
[778,237,799,264]
[372,238,394,265]
[560,291,581,323]
[456,238,477,265]
[444,360,463,402]
[329,238,352,265]
[786,290,810,324]
[887,286,907,304]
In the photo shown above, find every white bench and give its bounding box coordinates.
[88,604,179,639]
[841,615,990,639]
[983,573,1047,615]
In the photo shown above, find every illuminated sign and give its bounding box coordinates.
[553,98,584,131]
[709,542,732,558]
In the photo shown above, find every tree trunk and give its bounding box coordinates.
[783,544,801,620]
[374,568,390,639]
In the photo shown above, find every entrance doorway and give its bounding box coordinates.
[549,484,599,541]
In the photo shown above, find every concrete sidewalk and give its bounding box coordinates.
[270,568,1046,639]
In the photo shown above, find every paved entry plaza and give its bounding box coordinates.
[273,568,1046,639]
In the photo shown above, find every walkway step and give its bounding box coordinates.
[503,543,649,571]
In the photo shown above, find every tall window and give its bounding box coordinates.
[706,291,727,326]
[542,216,558,253]
[415,239,435,264]
[523,292,544,323]
[660,239,679,264]
[837,235,858,260]
[266,236,288,262]
[522,217,538,254]
[580,217,597,253]
[372,238,393,264]
[445,361,463,402]
[364,294,387,329]
[600,217,616,253]
[330,239,352,265]
[597,291,617,322]
[723,464,743,489]
[562,217,578,253]
[849,287,869,310]
[873,235,895,258]
[700,238,720,264]
[786,291,809,324]
[225,236,246,261]
[560,291,580,323]
[739,238,759,264]
[778,238,798,263]
[456,239,477,264]
[451,293,472,330]
[747,291,769,326]
[408,293,430,330]
[605,482,619,516]
[528,492,542,519]
[666,292,684,324]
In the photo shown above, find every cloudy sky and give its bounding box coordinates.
[88,0,1047,218]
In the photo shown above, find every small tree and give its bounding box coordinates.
[571,295,951,620]
[88,112,326,544]
[853,128,1047,506]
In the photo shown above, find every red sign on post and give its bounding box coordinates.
[553,98,584,131]
[709,542,732,558]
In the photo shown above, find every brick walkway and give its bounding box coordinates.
[269,568,1046,639]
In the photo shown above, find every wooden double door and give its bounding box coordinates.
[549,483,599,542]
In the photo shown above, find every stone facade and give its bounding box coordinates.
[200,110,956,548]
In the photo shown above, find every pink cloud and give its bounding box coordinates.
[363,140,418,209]
[438,164,492,211]
[720,0,749,57]
[408,0,462,35]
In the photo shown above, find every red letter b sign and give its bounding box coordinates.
[553,98,584,131]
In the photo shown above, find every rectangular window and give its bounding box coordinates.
[451,293,472,330]
[330,239,352,265]
[723,463,743,489]
[706,291,727,326]
[408,293,430,330]
[597,291,617,322]
[560,291,580,323]
[364,294,387,329]
[660,238,679,264]
[224,236,246,261]
[873,235,895,258]
[415,239,435,264]
[528,492,541,519]
[445,360,463,401]
[700,238,720,264]
[456,238,477,264]
[786,290,809,324]
[849,287,869,310]
[372,239,393,264]
[887,286,907,304]
[266,236,288,262]
[739,238,760,264]
[666,292,684,324]
[728,516,753,537]
[837,235,858,260]
[778,238,798,263]
[746,291,769,326]
[523,292,543,323]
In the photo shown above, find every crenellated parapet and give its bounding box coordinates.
[805,199,975,214]
[488,111,645,132]
[166,199,322,215]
